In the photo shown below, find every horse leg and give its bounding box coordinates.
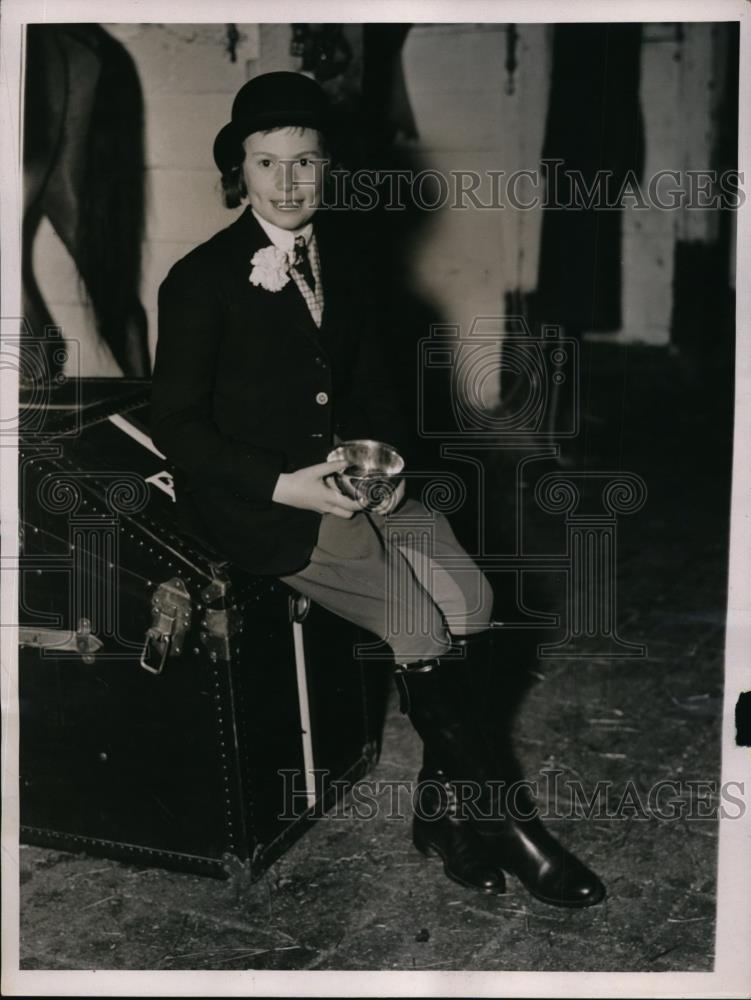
[25,25,150,379]
[51,26,149,378]
[21,205,66,386]
[21,26,69,384]
[121,300,151,377]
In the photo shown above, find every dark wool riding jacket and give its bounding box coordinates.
[150,206,409,576]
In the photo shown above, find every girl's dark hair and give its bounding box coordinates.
[221,163,247,208]
[218,125,328,210]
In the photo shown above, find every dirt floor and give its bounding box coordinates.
[16,344,732,972]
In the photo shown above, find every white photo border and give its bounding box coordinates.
[2,1,749,996]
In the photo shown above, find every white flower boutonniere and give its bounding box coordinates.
[249,245,291,292]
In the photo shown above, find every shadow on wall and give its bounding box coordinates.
[523,23,645,339]
[326,26,542,744]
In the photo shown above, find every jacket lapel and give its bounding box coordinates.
[314,214,351,348]
[228,206,331,359]
[281,278,331,357]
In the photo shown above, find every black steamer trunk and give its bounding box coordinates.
[18,378,386,878]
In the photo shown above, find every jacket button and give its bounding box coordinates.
[316,392,329,405]
[315,356,326,367]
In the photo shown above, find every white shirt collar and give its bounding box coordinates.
[252,208,313,252]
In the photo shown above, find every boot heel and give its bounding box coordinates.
[413,819,506,894]
[412,829,438,858]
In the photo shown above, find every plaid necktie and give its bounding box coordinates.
[292,234,316,293]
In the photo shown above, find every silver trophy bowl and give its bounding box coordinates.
[327,439,405,511]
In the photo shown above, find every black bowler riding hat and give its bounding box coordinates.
[213,71,330,173]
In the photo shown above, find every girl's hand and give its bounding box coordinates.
[272,460,362,518]
[369,477,406,516]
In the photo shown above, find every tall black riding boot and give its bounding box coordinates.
[395,636,606,908]
[395,659,506,895]
[412,756,506,895]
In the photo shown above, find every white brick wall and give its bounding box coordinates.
[617,23,722,345]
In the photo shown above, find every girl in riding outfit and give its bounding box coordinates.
[151,71,605,908]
